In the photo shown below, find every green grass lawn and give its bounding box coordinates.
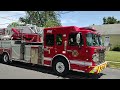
[105,51,120,68]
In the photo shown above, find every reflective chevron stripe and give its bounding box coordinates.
[89,62,107,74]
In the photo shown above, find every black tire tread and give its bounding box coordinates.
[53,57,69,76]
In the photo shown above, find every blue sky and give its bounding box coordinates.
[1,11,120,28]
[60,11,120,27]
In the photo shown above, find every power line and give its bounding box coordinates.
[0,23,12,25]
[0,17,18,21]
[0,11,71,26]
[0,11,70,22]
[0,13,26,25]
[2,13,25,18]
[0,14,26,21]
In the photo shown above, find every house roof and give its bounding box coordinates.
[90,24,120,35]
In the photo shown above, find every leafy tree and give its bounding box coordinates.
[7,22,25,28]
[103,16,120,24]
[19,11,61,27]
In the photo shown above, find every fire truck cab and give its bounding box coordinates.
[0,25,107,76]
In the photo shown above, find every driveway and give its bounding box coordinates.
[0,62,120,79]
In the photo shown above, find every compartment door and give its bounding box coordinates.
[24,45,31,62]
[31,47,38,64]
[12,45,21,60]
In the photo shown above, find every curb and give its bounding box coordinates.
[107,67,120,70]
[107,61,120,63]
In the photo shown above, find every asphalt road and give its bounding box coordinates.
[0,62,120,79]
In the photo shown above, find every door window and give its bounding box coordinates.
[56,34,62,45]
[69,33,83,46]
[46,34,54,46]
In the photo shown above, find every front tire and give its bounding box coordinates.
[53,57,69,76]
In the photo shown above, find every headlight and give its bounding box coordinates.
[92,54,99,62]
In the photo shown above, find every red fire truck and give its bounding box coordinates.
[0,25,107,76]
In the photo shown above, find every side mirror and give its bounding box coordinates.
[76,33,81,46]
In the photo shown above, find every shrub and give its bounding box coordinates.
[112,45,120,51]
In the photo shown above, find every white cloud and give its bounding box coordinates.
[0,24,9,28]
[7,11,25,14]
[0,11,25,17]
[69,19,77,23]
[0,11,26,28]
[61,19,78,25]
[61,19,67,24]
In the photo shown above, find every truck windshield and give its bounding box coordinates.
[97,35,103,46]
[86,33,102,46]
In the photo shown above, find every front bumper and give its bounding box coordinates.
[89,61,108,74]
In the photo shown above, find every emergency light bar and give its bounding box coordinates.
[80,27,97,31]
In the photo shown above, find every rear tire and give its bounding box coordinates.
[2,53,11,64]
[0,55,2,63]
[53,57,69,76]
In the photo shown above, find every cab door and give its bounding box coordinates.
[54,34,64,54]
[67,32,85,61]
[44,31,55,59]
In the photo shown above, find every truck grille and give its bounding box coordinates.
[99,52,105,63]
[97,49,105,64]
